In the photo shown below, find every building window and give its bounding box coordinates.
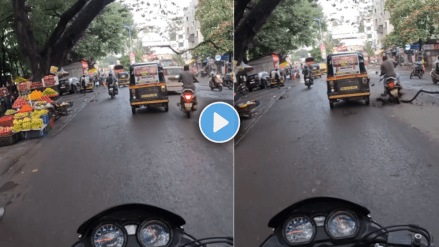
[187,17,188,21]
[178,35,183,39]
[367,34,372,39]
[179,42,184,48]
[367,26,371,31]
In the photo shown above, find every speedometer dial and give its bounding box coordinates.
[92,223,126,247]
[326,211,359,239]
[137,220,171,247]
[283,216,315,244]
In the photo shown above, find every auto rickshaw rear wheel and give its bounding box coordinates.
[365,96,370,106]
[131,106,136,114]
[164,103,169,112]
[329,101,334,109]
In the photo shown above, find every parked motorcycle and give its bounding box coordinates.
[71,204,233,247]
[430,68,439,84]
[236,82,249,96]
[177,89,197,118]
[380,75,402,103]
[209,74,223,91]
[260,197,433,247]
[410,65,424,79]
[222,74,234,90]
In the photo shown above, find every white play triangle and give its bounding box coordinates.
[213,112,229,133]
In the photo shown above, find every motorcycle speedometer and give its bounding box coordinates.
[283,216,315,244]
[92,223,126,247]
[137,220,172,247]
[326,211,359,239]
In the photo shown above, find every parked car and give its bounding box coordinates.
[59,77,80,95]
[247,73,261,91]
[258,71,270,89]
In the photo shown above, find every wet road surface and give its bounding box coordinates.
[0,78,233,246]
[235,66,439,247]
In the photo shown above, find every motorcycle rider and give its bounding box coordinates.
[106,73,118,94]
[271,67,281,87]
[178,64,199,106]
[80,75,87,95]
[380,55,400,96]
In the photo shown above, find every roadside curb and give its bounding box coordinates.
[50,92,97,137]
[234,85,290,146]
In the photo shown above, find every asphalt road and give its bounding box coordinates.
[235,66,439,246]
[0,77,233,246]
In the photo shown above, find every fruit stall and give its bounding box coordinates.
[0,83,72,147]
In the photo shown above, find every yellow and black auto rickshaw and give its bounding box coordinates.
[114,64,129,87]
[310,64,322,78]
[269,69,285,87]
[117,72,129,87]
[326,52,370,109]
[129,62,169,114]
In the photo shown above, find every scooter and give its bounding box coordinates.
[209,74,223,91]
[380,75,402,103]
[71,204,233,247]
[236,82,249,96]
[260,197,433,247]
[177,89,197,118]
[430,68,439,84]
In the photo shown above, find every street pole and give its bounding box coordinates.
[124,25,133,53]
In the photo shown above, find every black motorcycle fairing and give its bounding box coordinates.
[77,203,185,235]
[268,197,370,229]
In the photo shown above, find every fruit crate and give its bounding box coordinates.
[0,132,21,147]
[23,124,48,140]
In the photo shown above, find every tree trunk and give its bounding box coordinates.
[11,0,115,81]
[234,0,283,65]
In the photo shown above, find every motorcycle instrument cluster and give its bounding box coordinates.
[282,210,359,245]
[91,220,172,247]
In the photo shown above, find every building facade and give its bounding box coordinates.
[181,0,204,62]
[371,0,393,49]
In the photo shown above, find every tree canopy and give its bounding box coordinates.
[193,0,233,59]
[385,0,439,46]
[248,0,325,60]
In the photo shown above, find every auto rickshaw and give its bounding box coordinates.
[310,64,322,78]
[320,62,327,74]
[326,52,370,109]
[117,72,129,87]
[269,69,285,87]
[129,62,169,114]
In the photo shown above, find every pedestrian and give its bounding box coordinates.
[81,75,86,95]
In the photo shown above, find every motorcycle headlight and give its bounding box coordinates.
[326,211,359,239]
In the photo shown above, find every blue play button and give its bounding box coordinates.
[199,102,240,143]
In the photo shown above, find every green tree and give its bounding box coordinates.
[69,2,134,67]
[172,54,185,66]
[193,0,233,59]
[242,0,325,61]
[385,0,439,46]
[310,47,323,62]
[363,41,374,63]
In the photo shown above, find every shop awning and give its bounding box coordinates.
[375,49,384,55]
